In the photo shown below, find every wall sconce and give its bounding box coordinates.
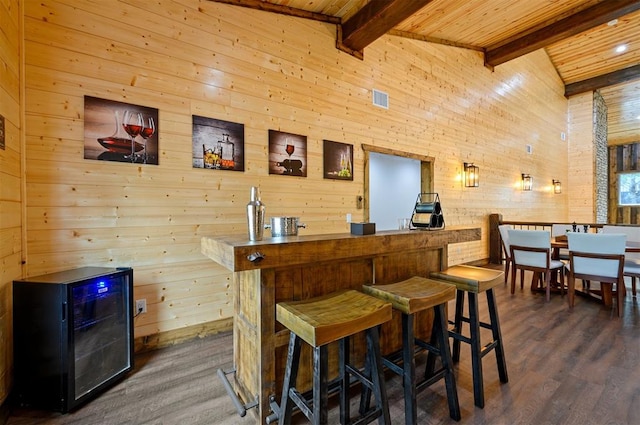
[552,179,562,194]
[464,162,479,187]
[521,174,532,191]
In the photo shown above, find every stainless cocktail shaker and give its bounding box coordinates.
[247,187,265,241]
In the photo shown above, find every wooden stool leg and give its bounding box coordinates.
[434,304,461,421]
[279,332,301,425]
[312,345,329,425]
[424,318,438,378]
[468,292,484,408]
[339,336,350,425]
[367,326,391,425]
[452,290,465,362]
[486,289,508,383]
[358,350,371,415]
[402,313,417,425]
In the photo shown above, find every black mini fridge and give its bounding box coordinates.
[13,267,134,412]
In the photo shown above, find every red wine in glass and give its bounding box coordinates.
[122,110,143,162]
[140,115,155,164]
[285,144,295,157]
[284,144,295,174]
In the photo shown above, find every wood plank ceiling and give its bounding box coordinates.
[213,0,640,144]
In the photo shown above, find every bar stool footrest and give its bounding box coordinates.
[449,316,494,331]
[448,329,472,345]
[417,368,448,392]
[289,388,313,419]
[267,373,354,423]
[480,340,500,359]
[345,364,375,392]
[381,345,425,377]
[414,337,440,356]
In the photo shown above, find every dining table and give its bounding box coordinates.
[550,236,640,306]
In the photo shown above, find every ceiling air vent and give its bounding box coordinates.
[372,89,389,109]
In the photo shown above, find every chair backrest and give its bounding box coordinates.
[508,229,551,268]
[498,224,512,257]
[567,232,626,278]
[602,225,640,261]
[551,224,573,237]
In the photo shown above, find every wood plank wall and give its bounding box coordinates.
[16,0,570,350]
[568,92,596,223]
[0,0,22,404]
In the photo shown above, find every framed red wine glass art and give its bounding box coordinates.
[83,96,159,165]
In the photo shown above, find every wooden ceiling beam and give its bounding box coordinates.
[338,0,434,57]
[388,29,484,52]
[210,0,340,24]
[485,0,640,67]
[565,64,640,97]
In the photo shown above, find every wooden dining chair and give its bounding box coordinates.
[508,229,565,302]
[498,224,514,285]
[602,225,640,297]
[567,232,626,316]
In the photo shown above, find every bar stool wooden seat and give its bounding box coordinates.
[430,265,508,409]
[274,289,392,425]
[362,276,461,424]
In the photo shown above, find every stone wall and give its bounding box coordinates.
[594,91,608,223]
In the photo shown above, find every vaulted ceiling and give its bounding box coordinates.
[213,0,640,144]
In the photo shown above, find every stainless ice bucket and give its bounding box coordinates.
[266,217,306,237]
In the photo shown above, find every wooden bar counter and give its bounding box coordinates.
[201,227,480,423]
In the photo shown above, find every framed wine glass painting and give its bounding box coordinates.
[192,115,245,171]
[323,140,353,180]
[83,96,159,165]
[268,130,307,177]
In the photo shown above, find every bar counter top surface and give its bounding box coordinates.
[201,226,481,272]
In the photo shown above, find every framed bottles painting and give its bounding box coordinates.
[192,115,245,172]
[268,130,307,177]
[323,140,353,180]
[83,96,159,165]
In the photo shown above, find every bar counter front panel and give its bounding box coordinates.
[201,227,481,422]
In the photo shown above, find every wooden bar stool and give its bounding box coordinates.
[274,289,392,425]
[430,265,508,409]
[362,276,461,424]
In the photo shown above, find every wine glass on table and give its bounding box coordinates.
[122,110,143,162]
[139,115,155,164]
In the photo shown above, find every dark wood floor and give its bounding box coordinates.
[7,266,640,425]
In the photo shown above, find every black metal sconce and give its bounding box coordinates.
[552,179,562,194]
[522,174,532,191]
[464,163,479,187]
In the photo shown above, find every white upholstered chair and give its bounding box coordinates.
[567,232,626,316]
[508,229,565,302]
[602,225,640,297]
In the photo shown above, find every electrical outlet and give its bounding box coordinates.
[136,299,147,314]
